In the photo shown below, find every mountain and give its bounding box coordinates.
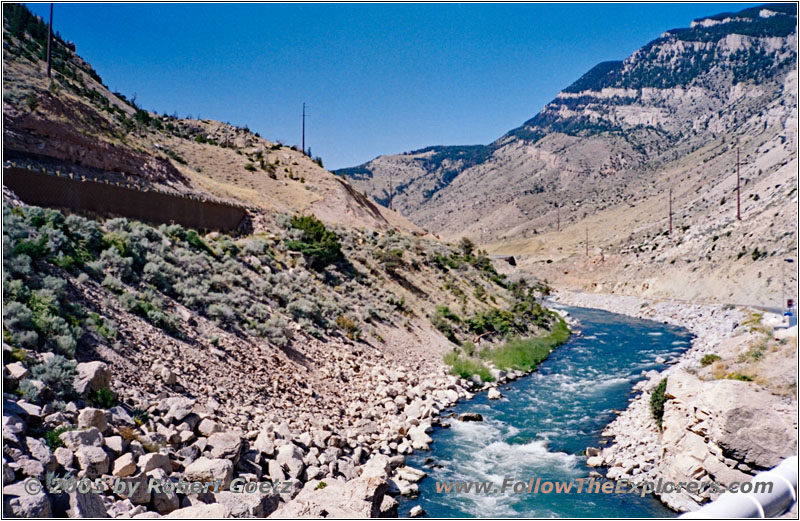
[340,4,796,237]
[337,3,798,305]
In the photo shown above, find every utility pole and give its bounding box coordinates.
[737,147,741,221]
[557,203,560,232]
[46,3,53,78]
[388,176,394,210]
[669,187,673,235]
[783,258,795,311]
[301,103,307,156]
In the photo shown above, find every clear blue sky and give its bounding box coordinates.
[26,2,759,169]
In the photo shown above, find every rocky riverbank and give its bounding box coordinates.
[3,339,552,518]
[553,290,798,512]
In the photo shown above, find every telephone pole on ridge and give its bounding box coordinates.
[302,103,307,155]
[46,4,53,78]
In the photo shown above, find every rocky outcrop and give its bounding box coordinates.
[558,290,798,512]
[3,95,187,187]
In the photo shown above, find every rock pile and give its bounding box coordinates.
[3,349,523,517]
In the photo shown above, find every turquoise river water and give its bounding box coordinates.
[398,305,694,518]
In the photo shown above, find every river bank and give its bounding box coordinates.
[552,290,798,513]
[397,305,694,517]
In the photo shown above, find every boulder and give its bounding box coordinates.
[104,435,127,456]
[149,468,180,514]
[409,505,425,517]
[69,489,108,518]
[112,453,137,477]
[408,426,433,450]
[75,445,109,478]
[3,481,52,517]
[5,362,29,380]
[276,443,305,479]
[361,454,392,480]
[3,459,15,485]
[114,471,151,505]
[214,490,279,518]
[586,456,604,467]
[17,458,45,480]
[487,388,502,400]
[184,457,234,488]
[380,494,399,517]
[266,459,286,482]
[207,432,243,463]
[138,452,171,474]
[163,397,194,423]
[197,418,221,437]
[78,408,108,432]
[60,427,103,450]
[396,466,427,483]
[73,361,111,395]
[253,430,275,457]
[458,413,483,422]
[54,447,74,468]
[25,437,56,472]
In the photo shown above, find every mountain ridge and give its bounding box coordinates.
[337,3,797,237]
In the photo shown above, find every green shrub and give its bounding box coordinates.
[458,237,475,258]
[12,235,49,260]
[284,215,343,270]
[430,313,458,344]
[88,388,116,409]
[700,353,721,366]
[650,378,668,427]
[336,315,360,341]
[87,313,117,341]
[436,306,461,323]
[18,379,41,403]
[726,372,753,382]
[44,426,73,450]
[185,230,217,257]
[131,408,150,427]
[481,319,570,372]
[443,350,494,382]
[374,248,405,274]
[30,355,77,401]
[461,341,476,356]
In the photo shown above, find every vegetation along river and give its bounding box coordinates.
[400,305,694,517]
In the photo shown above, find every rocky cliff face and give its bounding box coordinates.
[340,3,797,241]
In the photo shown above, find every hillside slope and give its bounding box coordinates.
[339,4,798,305]
[2,3,420,235]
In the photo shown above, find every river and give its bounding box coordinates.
[399,305,694,517]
